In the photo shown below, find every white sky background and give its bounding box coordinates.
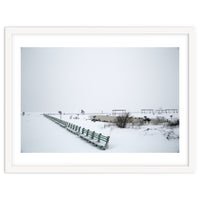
[21,47,179,113]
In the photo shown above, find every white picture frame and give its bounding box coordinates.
[4,26,196,173]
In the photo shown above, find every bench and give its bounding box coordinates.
[43,114,110,150]
[79,128,110,150]
[66,123,81,135]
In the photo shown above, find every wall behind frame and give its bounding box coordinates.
[0,0,199,200]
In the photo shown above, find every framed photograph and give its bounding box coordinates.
[5,27,195,173]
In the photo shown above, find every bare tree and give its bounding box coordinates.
[116,112,131,128]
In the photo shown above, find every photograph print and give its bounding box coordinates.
[21,47,179,153]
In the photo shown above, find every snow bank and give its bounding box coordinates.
[21,113,179,153]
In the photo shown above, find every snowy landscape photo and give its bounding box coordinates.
[21,47,179,153]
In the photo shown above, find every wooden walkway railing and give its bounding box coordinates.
[43,114,110,150]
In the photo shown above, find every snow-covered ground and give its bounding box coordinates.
[21,113,100,153]
[21,112,179,153]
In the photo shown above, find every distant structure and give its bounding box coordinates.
[141,109,154,114]
[155,108,163,114]
[112,109,126,116]
[164,109,178,113]
[141,108,178,114]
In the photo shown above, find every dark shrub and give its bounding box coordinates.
[116,112,131,128]
[167,119,179,127]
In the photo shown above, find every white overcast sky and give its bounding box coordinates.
[21,47,179,113]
